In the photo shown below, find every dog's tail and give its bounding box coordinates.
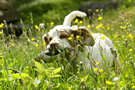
[63,11,86,26]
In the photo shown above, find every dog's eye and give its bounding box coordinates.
[60,35,67,39]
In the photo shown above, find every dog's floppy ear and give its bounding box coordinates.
[43,34,49,45]
[70,26,95,46]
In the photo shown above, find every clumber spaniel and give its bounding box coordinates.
[35,11,120,70]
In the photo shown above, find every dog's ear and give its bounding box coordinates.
[70,26,95,46]
[43,34,49,45]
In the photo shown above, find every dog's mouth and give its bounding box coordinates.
[45,48,71,56]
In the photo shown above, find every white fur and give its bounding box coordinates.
[43,11,120,69]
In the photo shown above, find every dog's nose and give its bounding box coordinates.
[50,42,59,49]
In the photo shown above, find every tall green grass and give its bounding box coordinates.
[0,2,135,90]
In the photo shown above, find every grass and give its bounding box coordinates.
[0,0,135,89]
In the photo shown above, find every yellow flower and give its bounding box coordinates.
[76,35,80,39]
[96,9,99,12]
[132,86,135,89]
[96,24,103,29]
[43,43,46,46]
[31,38,35,41]
[79,21,83,24]
[98,17,102,20]
[114,33,117,38]
[94,68,98,71]
[68,88,71,90]
[26,36,28,39]
[96,62,99,65]
[99,69,103,72]
[129,49,133,52]
[0,31,3,35]
[106,80,113,85]
[35,43,39,47]
[122,26,126,29]
[126,22,129,24]
[12,43,14,46]
[74,19,78,23]
[71,34,73,37]
[128,34,133,39]
[100,36,105,40]
[107,27,110,29]
[50,22,54,26]
[34,25,39,29]
[0,23,4,28]
[87,25,91,28]
[125,75,128,77]
[68,37,72,40]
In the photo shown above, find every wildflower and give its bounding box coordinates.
[26,36,28,39]
[0,23,4,28]
[107,27,110,30]
[34,25,39,29]
[74,19,78,23]
[99,69,103,72]
[125,75,128,77]
[68,37,72,40]
[100,36,105,40]
[113,77,119,82]
[68,88,71,90]
[126,22,129,25]
[128,34,133,39]
[12,43,14,46]
[94,68,98,71]
[35,43,39,47]
[0,31,3,35]
[50,22,54,26]
[43,43,46,46]
[87,25,91,28]
[98,17,102,20]
[114,33,117,38]
[79,21,83,24]
[129,49,133,52]
[71,34,73,37]
[106,80,113,85]
[76,35,80,39]
[122,26,126,29]
[96,62,99,65]
[31,38,35,41]
[96,24,103,29]
[132,86,135,89]
[39,23,45,29]
[96,9,99,12]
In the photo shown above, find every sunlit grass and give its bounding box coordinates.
[0,5,135,89]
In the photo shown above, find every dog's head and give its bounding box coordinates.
[43,25,95,54]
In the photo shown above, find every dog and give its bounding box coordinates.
[35,11,120,70]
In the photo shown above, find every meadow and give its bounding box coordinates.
[0,0,135,89]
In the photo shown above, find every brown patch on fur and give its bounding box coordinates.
[58,30,70,39]
[43,34,52,45]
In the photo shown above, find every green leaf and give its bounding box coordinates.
[34,61,45,73]
[49,74,62,78]
[53,67,61,74]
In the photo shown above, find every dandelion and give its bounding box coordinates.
[68,88,71,90]
[126,22,129,25]
[114,33,117,38]
[98,17,102,20]
[107,27,110,30]
[43,43,46,46]
[94,68,98,71]
[87,25,91,28]
[96,24,103,29]
[76,35,80,39]
[31,38,35,41]
[68,37,72,40]
[106,81,113,85]
[74,19,78,23]
[96,9,99,12]
[99,69,103,72]
[125,75,128,77]
[0,31,3,35]
[26,36,28,39]
[71,34,73,37]
[128,34,133,39]
[34,25,39,29]
[100,36,105,40]
[132,86,135,89]
[129,49,133,52]
[122,26,126,29]
[79,21,83,24]
[0,23,4,28]
[35,43,39,47]
[96,62,99,65]
[50,22,54,26]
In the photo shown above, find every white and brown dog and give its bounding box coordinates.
[36,11,120,70]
